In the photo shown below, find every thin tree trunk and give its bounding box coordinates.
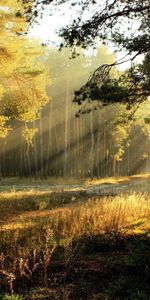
[26,144,31,178]
[64,80,69,177]
[39,114,44,178]
[46,101,53,177]
[90,111,94,179]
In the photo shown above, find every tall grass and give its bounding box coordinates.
[43,192,150,237]
[0,192,150,294]
[1,192,150,238]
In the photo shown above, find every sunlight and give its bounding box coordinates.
[1,1,150,298]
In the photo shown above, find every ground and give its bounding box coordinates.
[0,175,150,299]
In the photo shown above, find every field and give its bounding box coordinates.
[0,177,150,299]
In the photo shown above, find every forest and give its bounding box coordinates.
[0,1,150,299]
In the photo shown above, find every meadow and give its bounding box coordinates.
[0,180,150,299]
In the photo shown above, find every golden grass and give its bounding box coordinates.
[1,191,150,296]
[0,190,52,200]
[85,173,150,186]
[44,193,150,237]
[1,192,150,237]
[1,173,150,190]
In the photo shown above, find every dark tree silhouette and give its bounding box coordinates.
[21,0,150,109]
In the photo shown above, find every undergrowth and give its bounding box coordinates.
[0,192,150,299]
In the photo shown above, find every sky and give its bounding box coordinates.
[29,2,80,45]
[29,1,142,71]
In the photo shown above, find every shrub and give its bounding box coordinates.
[1,295,23,300]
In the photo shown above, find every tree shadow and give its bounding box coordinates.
[1,230,150,299]
[61,232,150,299]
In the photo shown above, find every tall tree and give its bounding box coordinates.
[0,0,51,177]
[0,1,50,139]
[23,0,150,110]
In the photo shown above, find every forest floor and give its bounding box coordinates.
[0,173,150,193]
[0,175,150,299]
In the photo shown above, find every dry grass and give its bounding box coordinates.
[1,192,150,236]
[85,173,150,186]
[1,191,150,297]
[39,193,150,237]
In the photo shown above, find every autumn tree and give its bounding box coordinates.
[0,0,51,177]
[0,1,50,141]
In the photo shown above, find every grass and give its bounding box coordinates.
[0,189,150,299]
[1,191,150,235]
[0,295,22,300]
[1,173,150,193]
[86,173,150,185]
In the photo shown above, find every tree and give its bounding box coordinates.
[0,0,52,177]
[22,0,150,110]
[0,1,50,140]
[107,122,129,176]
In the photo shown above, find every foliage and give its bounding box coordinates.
[22,0,150,55]
[73,58,150,111]
[0,39,49,131]
[0,295,22,300]
[108,123,129,162]
[22,126,38,146]
[0,116,11,139]
[22,0,150,110]
[0,1,50,142]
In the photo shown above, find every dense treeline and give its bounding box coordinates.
[1,1,150,179]
[1,46,150,179]
[1,102,150,178]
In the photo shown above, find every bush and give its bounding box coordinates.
[0,295,23,300]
